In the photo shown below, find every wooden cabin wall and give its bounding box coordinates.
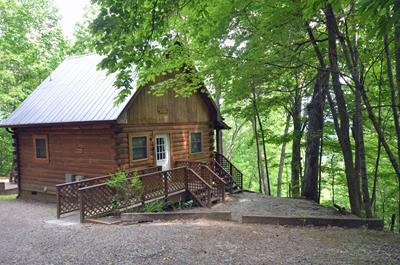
[17,124,118,199]
[116,88,215,169]
[122,88,211,124]
[115,124,215,169]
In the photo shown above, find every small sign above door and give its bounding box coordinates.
[157,105,168,114]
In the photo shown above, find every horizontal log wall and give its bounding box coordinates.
[116,123,215,169]
[17,124,119,196]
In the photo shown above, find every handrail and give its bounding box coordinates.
[201,165,227,185]
[213,160,231,178]
[56,175,108,188]
[78,166,187,191]
[213,151,243,175]
[200,165,226,202]
[56,165,162,187]
[186,168,213,190]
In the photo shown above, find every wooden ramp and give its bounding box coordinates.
[56,153,244,223]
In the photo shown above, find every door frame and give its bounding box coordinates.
[154,133,172,171]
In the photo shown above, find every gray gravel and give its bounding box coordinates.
[184,192,358,221]
[1,199,400,265]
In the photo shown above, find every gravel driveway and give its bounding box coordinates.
[1,199,399,265]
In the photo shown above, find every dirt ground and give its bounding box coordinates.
[1,199,399,265]
[184,192,357,221]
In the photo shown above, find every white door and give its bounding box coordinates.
[155,134,170,171]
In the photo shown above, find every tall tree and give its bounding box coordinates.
[0,0,67,175]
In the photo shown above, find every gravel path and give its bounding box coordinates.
[1,199,400,264]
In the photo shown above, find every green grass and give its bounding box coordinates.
[0,194,17,200]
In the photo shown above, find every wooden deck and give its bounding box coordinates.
[0,179,17,195]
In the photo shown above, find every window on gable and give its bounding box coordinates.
[190,132,202,154]
[131,136,148,160]
[33,135,49,162]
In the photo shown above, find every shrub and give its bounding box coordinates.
[143,200,165,213]
[106,170,143,214]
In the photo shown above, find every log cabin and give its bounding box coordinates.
[0,54,233,202]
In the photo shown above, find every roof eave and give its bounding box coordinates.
[0,120,118,129]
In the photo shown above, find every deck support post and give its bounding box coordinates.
[164,172,168,201]
[216,128,223,154]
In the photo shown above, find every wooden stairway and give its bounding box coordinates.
[213,152,243,193]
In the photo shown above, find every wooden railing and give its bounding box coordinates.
[213,160,234,193]
[214,152,243,190]
[175,160,207,175]
[186,168,213,207]
[200,165,226,202]
[56,166,162,218]
[79,167,187,222]
[58,159,238,222]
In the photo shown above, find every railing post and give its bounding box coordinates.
[207,189,212,208]
[56,186,61,219]
[164,172,168,201]
[140,176,145,206]
[221,183,225,202]
[184,167,189,191]
[240,173,243,190]
[79,189,84,223]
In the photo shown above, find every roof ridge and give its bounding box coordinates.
[65,52,98,61]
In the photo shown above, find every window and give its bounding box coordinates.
[156,137,166,160]
[131,136,148,160]
[190,132,202,154]
[33,135,49,162]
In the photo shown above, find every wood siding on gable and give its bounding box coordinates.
[122,88,211,125]
[18,124,118,195]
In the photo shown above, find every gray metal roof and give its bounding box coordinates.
[0,54,136,127]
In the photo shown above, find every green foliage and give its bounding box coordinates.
[0,0,68,175]
[0,130,12,176]
[170,200,193,211]
[143,200,165,213]
[0,194,17,200]
[1,0,399,232]
[107,170,144,213]
[89,0,399,231]
[68,4,99,55]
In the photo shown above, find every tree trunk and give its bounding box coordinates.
[361,90,400,179]
[330,155,335,205]
[302,69,329,202]
[256,109,271,195]
[318,129,324,203]
[394,0,400,115]
[325,4,361,216]
[302,22,329,202]
[252,85,270,195]
[291,78,303,197]
[354,85,372,218]
[215,86,223,154]
[393,0,400,232]
[225,121,245,159]
[251,101,263,194]
[352,31,372,218]
[277,113,290,197]
[371,139,381,212]
[384,15,400,171]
